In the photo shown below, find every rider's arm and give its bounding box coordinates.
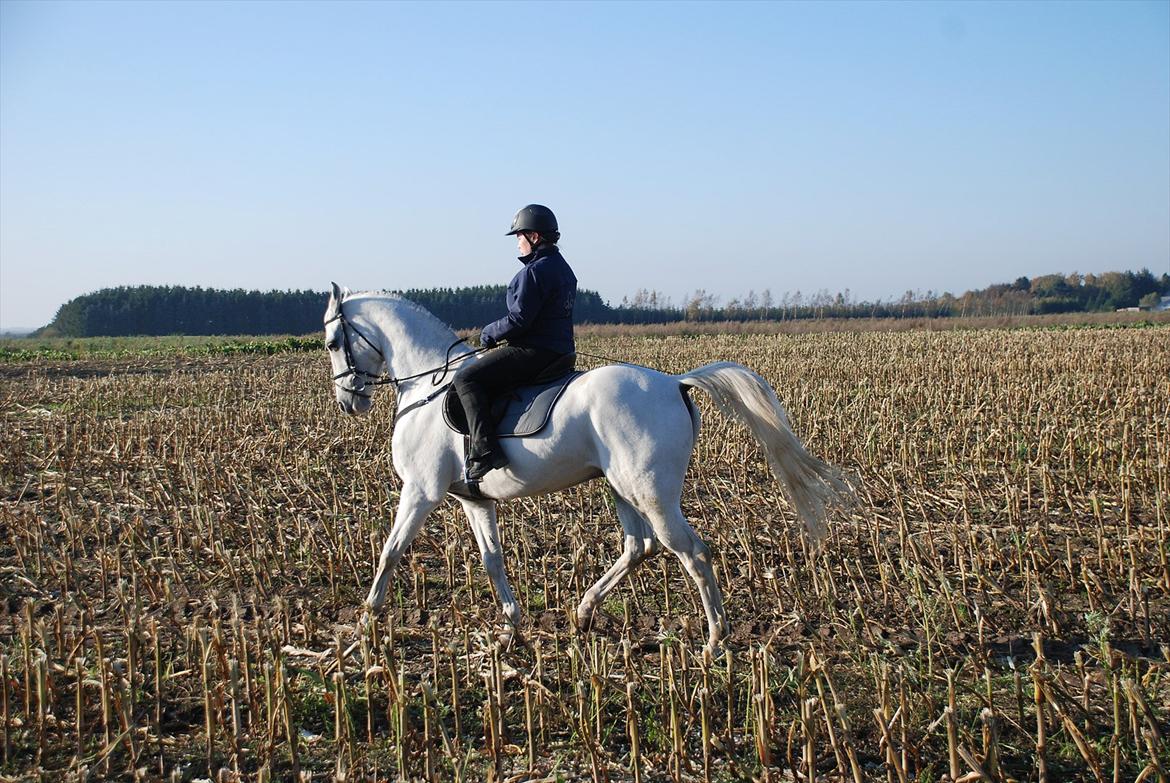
[482,265,545,345]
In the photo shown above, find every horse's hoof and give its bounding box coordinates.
[497,626,521,651]
[703,640,728,661]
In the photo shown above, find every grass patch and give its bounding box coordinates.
[0,334,322,362]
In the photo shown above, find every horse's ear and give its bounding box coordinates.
[330,282,343,304]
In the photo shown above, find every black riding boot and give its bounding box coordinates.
[452,345,560,480]
[453,372,509,480]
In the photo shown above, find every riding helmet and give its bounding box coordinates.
[506,204,558,236]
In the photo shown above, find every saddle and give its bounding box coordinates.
[443,352,582,438]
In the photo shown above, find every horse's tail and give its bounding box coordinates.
[676,361,854,543]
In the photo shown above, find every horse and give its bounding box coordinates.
[323,283,853,653]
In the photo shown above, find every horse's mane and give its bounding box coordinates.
[344,290,459,337]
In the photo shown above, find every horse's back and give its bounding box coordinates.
[561,363,673,404]
[561,364,697,442]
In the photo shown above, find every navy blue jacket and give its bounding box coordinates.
[481,244,576,354]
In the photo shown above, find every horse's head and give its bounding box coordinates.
[324,282,382,416]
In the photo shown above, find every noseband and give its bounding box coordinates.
[325,306,487,400]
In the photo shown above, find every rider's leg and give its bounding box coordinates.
[453,346,558,474]
[452,358,497,460]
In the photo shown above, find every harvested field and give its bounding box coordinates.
[1,327,1167,781]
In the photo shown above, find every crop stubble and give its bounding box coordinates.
[0,329,1167,781]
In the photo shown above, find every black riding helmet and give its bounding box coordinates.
[506,204,558,236]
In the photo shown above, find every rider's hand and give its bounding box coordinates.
[481,332,497,349]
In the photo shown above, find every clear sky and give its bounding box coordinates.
[1,0,1167,330]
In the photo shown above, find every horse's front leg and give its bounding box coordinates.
[458,498,522,643]
[365,483,443,613]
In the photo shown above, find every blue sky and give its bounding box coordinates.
[1,0,1167,329]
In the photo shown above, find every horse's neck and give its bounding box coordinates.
[355,296,464,388]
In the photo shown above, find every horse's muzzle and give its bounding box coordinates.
[337,394,371,416]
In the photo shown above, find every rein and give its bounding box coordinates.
[574,350,657,371]
[326,307,486,399]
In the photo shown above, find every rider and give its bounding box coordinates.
[453,204,577,480]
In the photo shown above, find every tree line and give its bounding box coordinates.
[33,269,1169,337]
[624,268,1169,322]
[34,285,621,337]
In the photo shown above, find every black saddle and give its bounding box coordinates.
[443,352,582,438]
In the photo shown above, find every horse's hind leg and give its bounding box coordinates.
[625,491,730,654]
[458,498,522,643]
[576,488,662,631]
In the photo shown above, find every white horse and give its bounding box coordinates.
[323,283,852,653]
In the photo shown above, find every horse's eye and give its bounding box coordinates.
[326,340,338,351]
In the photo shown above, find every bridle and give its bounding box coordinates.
[325,307,388,398]
[325,305,485,400]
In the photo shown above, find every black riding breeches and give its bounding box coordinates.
[452,345,561,457]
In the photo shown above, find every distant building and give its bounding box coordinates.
[1155,296,1170,312]
[1117,306,1141,312]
